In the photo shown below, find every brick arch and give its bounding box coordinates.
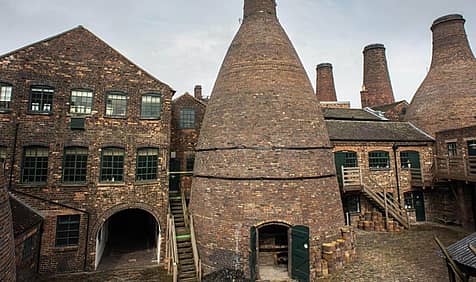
[255,220,293,229]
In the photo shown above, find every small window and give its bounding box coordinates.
[0,146,6,164]
[55,215,80,247]
[179,108,195,129]
[70,90,93,115]
[369,151,390,169]
[468,140,476,156]
[141,94,162,119]
[136,148,159,181]
[344,195,360,213]
[21,146,48,184]
[22,235,34,260]
[404,192,414,209]
[100,147,125,182]
[186,156,195,171]
[447,142,457,157]
[63,147,88,183]
[0,83,13,111]
[105,92,127,117]
[30,86,54,113]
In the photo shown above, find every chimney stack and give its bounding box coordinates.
[316,63,337,102]
[243,0,277,20]
[194,85,203,100]
[360,44,395,108]
[405,14,476,137]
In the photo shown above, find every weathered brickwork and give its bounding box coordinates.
[316,63,338,102]
[170,92,206,197]
[0,26,173,273]
[406,14,476,137]
[0,170,16,282]
[14,224,42,282]
[360,44,396,108]
[191,1,344,280]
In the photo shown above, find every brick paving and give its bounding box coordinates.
[319,223,470,282]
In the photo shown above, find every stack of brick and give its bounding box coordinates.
[356,211,401,232]
[317,227,356,278]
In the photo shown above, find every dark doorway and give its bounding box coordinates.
[95,209,159,270]
[413,191,426,222]
[169,158,181,192]
[257,224,290,280]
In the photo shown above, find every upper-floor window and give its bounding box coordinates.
[400,151,420,169]
[468,140,476,156]
[447,142,457,157]
[70,89,93,115]
[180,108,195,129]
[141,94,162,119]
[22,146,49,184]
[63,147,88,183]
[106,92,127,117]
[0,83,13,111]
[368,151,390,169]
[0,146,6,164]
[55,215,80,247]
[30,86,54,113]
[100,147,125,182]
[136,148,159,181]
[186,155,195,171]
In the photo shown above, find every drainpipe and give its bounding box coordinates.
[392,144,401,204]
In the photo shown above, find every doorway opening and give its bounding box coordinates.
[95,209,160,270]
[258,224,290,280]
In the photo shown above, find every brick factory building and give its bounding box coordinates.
[0,1,476,282]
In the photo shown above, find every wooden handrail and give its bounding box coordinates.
[434,236,469,282]
[166,207,179,282]
[190,214,202,281]
[181,190,190,228]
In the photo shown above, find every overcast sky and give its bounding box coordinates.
[0,0,475,107]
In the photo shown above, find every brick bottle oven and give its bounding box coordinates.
[0,168,16,281]
[316,63,338,102]
[406,14,476,136]
[190,0,345,280]
[360,44,396,108]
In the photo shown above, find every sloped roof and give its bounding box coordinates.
[326,120,434,142]
[172,92,207,107]
[323,108,384,121]
[9,196,43,236]
[447,232,476,270]
[372,100,409,112]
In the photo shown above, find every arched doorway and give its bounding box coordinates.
[95,209,160,270]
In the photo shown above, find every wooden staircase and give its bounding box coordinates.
[169,191,199,282]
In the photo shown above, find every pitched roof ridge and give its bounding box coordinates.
[8,192,44,219]
[408,122,435,141]
[173,92,207,106]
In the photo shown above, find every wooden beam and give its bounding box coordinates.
[434,236,468,282]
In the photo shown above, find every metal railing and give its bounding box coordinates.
[190,214,202,281]
[166,208,179,282]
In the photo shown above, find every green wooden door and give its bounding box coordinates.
[250,226,257,281]
[334,152,358,186]
[291,225,310,282]
[413,191,426,221]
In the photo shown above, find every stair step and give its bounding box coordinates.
[179,277,197,282]
[178,247,193,254]
[180,258,194,265]
[180,254,193,260]
[179,271,197,279]
[181,264,196,271]
[176,234,191,241]
[178,241,192,248]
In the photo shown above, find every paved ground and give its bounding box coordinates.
[318,223,470,282]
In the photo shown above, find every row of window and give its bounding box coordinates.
[0,83,163,119]
[0,146,161,184]
[447,140,476,157]
[337,150,420,170]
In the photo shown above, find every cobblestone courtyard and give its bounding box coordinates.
[42,223,469,281]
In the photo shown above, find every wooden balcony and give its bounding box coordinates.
[435,155,476,182]
[409,168,433,188]
[341,167,363,192]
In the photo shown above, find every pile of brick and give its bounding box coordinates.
[315,227,357,277]
[356,211,401,232]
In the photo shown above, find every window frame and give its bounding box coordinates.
[136,147,159,181]
[55,215,80,247]
[62,147,88,184]
[368,150,391,170]
[447,142,457,157]
[100,147,125,183]
[179,108,196,129]
[105,92,127,118]
[21,146,49,184]
[29,85,54,114]
[70,89,94,115]
[140,93,162,119]
[467,140,476,157]
[0,82,13,112]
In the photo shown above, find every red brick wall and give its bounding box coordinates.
[15,224,42,281]
[316,63,338,102]
[0,171,16,281]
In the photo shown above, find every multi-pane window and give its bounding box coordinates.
[186,156,195,171]
[30,86,54,113]
[22,235,34,260]
[368,151,390,169]
[70,90,93,114]
[468,140,476,156]
[22,146,48,184]
[141,94,162,119]
[63,147,88,183]
[0,146,6,164]
[0,83,13,111]
[100,147,125,182]
[447,142,457,157]
[106,92,127,117]
[179,109,195,129]
[136,148,159,181]
[55,215,80,247]
[400,151,411,168]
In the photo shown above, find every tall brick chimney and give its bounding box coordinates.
[194,85,202,100]
[406,14,476,136]
[360,44,396,108]
[191,0,344,279]
[0,169,16,282]
[316,63,338,102]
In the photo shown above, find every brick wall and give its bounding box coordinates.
[0,169,16,281]
[0,26,173,273]
[15,224,42,281]
[316,63,338,102]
